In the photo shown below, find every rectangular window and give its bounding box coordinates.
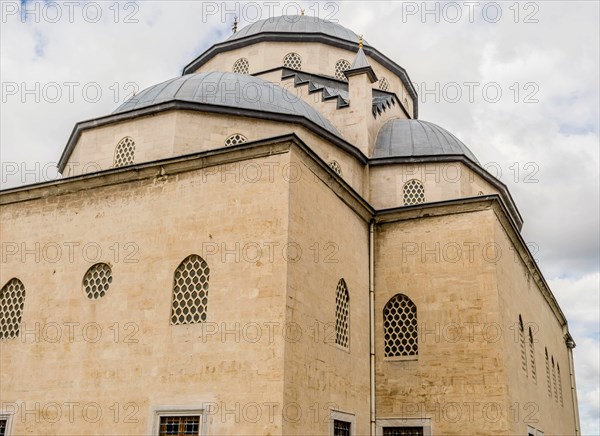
[383,428,424,436]
[159,416,200,436]
[0,418,7,436]
[333,419,351,436]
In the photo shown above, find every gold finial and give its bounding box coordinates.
[301,9,305,16]
[232,16,238,33]
[359,34,363,49]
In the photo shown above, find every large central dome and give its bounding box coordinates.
[227,15,366,45]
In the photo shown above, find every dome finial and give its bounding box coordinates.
[359,34,363,49]
[232,16,238,33]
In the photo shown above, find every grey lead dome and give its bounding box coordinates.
[373,119,480,163]
[113,72,340,136]
[227,15,366,45]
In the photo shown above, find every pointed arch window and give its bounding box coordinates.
[383,294,418,358]
[518,315,527,375]
[557,363,563,406]
[170,255,210,325]
[283,53,302,70]
[335,279,350,349]
[402,179,425,206]
[0,278,25,339]
[233,58,249,74]
[545,348,552,397]
[114,137,135,167]
[552,356,558,402]
[334,59,351,81]
[528,327,536,383]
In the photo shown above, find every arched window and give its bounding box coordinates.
[378,77,390,91]
[528,327,536,383]
[552,356,558,402]
[335,279,350,349]
[557,363,563,406]
[233,58,249,74]
[334,59,352,81]
[224,133,247,147]
[114,137,135,167]
[545,348,552,397]
[519,315,527,375]
[402,179,425,206]
[82,263,112,300]
[383,294,418,358]
[171,255,209,325]
[0,278,25,339]
[283,53,302,70]
[329,160,343,177]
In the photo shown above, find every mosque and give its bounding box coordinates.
[0,14,580,436]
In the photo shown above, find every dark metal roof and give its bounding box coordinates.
[373,119,479,163]
[227,15,365,45]
[114,72,339,136]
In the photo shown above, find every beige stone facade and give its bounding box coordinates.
[0,15,579,436]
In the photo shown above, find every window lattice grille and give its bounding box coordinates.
[557,364,563,406]
[335,279,350,349]
[224,133,247,147]
[0,278,25,340]
[402,179,425,205]
[283,53,302,70]
[329,160,343,177]
[519,316,528,375]
[335,59,352,81]
[545,348,552,397]
[379,77,390,91]
[552,357,558,402]
[171,255,209,325]
[233,58,249,74]
[333,420,351,436]
[114,137,135,167]
[159,416,200,436]
[82,263,112,300]
[384,294,418,357]
[383,428,424,436]
[529,327,536,383]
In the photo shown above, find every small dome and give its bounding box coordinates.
[373,119,479,163]
[228,15,365,46]
[114,72,339,135]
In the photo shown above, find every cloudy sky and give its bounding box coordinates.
[1,0,598,433]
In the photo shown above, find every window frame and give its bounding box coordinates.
[334,278,350,352]
[114,136,136,168]
[0,412,13,436]
[330,410,355,436]
[334,59,352,81]
[383,293,418,361]
[402,179,425,206]
[0,278,26,340]
[170,254,210,326]
[150,407,208,436]
[375,418,431,436]
[232,58,249,74]
[283,52,302,70]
